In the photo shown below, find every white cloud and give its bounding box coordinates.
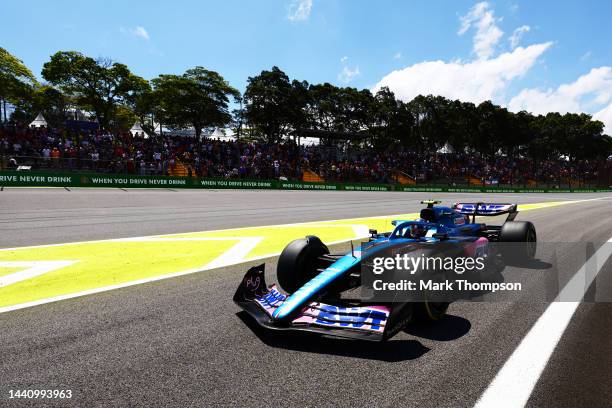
[509,25,530,49]
[581,51,592,61]
[133,26,149,40]
[508,67,612,132]
[394,52,402,60]
[287,0,313,22]
[374,42,552,104]
[458,1,503,60]
[338,66,360,84]
[338,56,360,83]
[120,26,150,40]
[374,2,612,134]
[594,104,612,134]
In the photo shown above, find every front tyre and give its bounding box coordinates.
[277,236,329,294]
[412,301,450,322]
[499,221,537,264]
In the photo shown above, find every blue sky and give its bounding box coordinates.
[3,0,612,131]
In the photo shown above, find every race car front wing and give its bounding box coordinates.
[233,264,402,341]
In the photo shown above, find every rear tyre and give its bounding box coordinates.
[412,301,449,323]
[277,236,329,294]
[499,221,537,264]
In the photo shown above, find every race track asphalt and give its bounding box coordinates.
[1,188,611,407]
[0,188,604,247]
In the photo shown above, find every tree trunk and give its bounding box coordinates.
[194,125,203,151]
[94,109,104,129]
[237,100,243,139]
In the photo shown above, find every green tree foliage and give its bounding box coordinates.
[243,65,610,161]
[22,85,68,127]
[243,66,294,143]
[307,82,340,133]
[0,47,38,121]
[151,67,239,139]
[2,50,610,163]
[42,51,147,128]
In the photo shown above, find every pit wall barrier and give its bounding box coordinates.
[0,171,610,193]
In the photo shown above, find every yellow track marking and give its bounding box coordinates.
[0,198,603,311]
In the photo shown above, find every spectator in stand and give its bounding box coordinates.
[0,123,606,186]
[41,146,51,165]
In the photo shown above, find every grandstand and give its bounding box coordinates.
[1,123,609,188]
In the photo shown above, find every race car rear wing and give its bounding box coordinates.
[453,202,518,223]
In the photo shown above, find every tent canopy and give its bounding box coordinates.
[210,127,224,139]
[130,122,149,138]
[437,142,455,154]
[29,113,47,128]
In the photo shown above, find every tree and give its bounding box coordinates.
[13,85,69,127]
[407,95,451,153]
[287,79,310,138]
[389,99,415,147]
[230,94,245,139]
[511,110,535,157]
[308,82,339,134]
[473,100,504,158]
[440,100,475,153]
[335,87,374,135]
[114,105,139,132]
[152,67,239,139]
[371,87,400,144]
[0,47,37,123]
[42,51,147,128]
[244,66,293,143]
[125,79,154,134]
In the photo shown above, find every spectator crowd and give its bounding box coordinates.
[0,124,605,187]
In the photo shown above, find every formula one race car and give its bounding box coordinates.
[234,200,536,341]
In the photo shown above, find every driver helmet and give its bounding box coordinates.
[409,220,427,238]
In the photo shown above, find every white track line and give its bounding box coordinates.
[205,237,263,269]
[0,261,78,287]
[474,237,612,408]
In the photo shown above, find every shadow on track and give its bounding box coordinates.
[236,311,430,362]
[460,257,553,300]
[504,258,553,269]
[403,314,471,341]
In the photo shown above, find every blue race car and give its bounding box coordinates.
[234,200,536,341]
